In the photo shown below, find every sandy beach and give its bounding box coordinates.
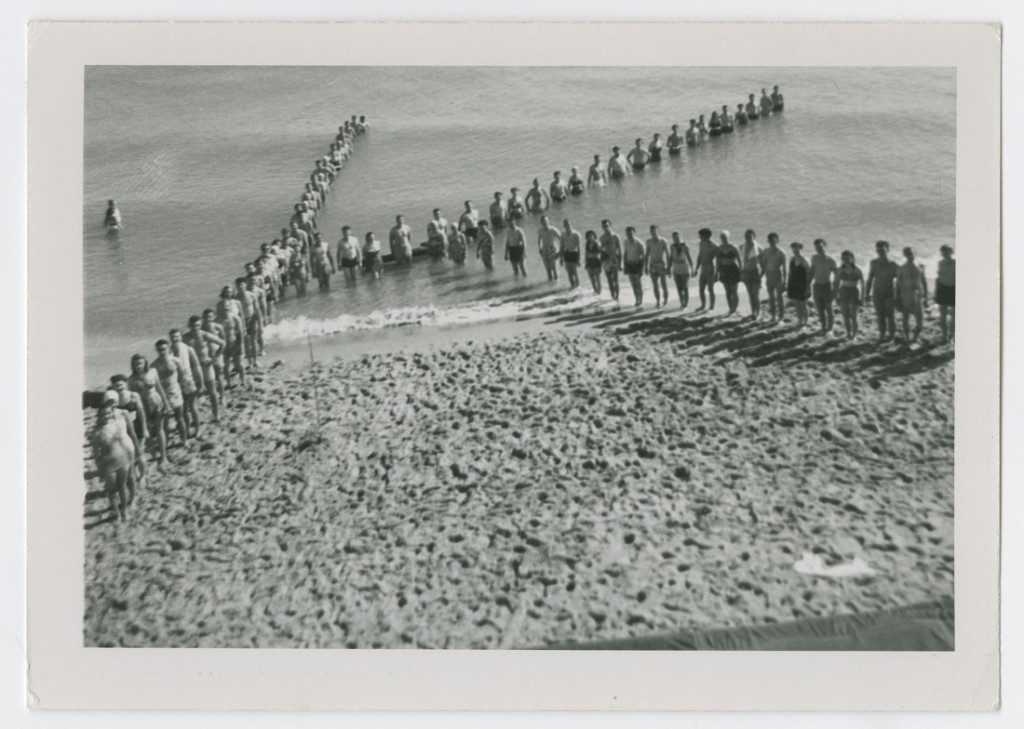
[81,304,954,649]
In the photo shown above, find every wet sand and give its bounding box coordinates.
[83,308,955,648]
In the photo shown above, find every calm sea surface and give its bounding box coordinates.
[84,67,955,384]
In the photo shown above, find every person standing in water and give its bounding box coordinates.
[740,229,764,320]
[935,245,956,344]
[215,286,248,390]
[568,166,586,196]
[152,338,190,451]
[584,230,603,294]
[489,192,508,230]
[505,218,528,276]
[836,250,865,339]
[895,246,929,344]
[561,218,582,289]
[427,208,450,259]
[865,240,900,342]
[549,171,569,203]
[759,88,774,117]
[363,232,384,278]
[507,188,527,221]
[458,200,480,242]
[525,178,551,212]
[693,228,718,311]
[745,93,760,120]
[622,227,647,307]
[716,230,743,316]
[708,111,723,137]
[735,102,748,126]
[104,199,123,231]
[337,225,362,283]
[389,215,414,266]
[627,138,651,170]
[762,232,788,323]
[537,215,562,282]
[648,133,663,163]
[169,328,203,439]
[183,315,223,425]
[600,219,623,302]
[587,154,608,187]
[771,85,785,112]
[667,124,684,155]
[697,115,709,137]
[475,220,495,270]
[608,146,630,179]
[810,238,839,334]
[645,224,671,307]
[720,105,735,132]
[787,242,811,328]
[668,231,694,309]
[447,227,468,266]
[312,232,335,291]
[685,120,701,147]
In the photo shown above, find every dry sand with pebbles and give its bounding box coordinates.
[83,310,954,648]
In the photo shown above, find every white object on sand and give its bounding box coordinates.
[793,553,876,578]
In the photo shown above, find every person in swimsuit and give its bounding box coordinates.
[646,225,671,307]
[762,232,788,323]
[389,215,414,266]
[235,277,262,367]
[865,240,900,342]
[549,172,569,203]
[183,315,222,425]
[363,232,384,278]
[489,192,508,230]
[288,238,309,296]
[475,220,495,270]
[110,374,148,447]
[215,286,248,390]
[152,339,190,450]
[505,218,528,276]
[587,154,608,187]
[104,199,123,231]
[810,238,839,334]
[697,115,709,137]
[447,228,468,267]
[685,120,701,147]
[357,115,369,133]
[170,327,204,438]
[668,232,694,309]
[708,111,723,137]
[561,218,582,289]
[584,230,603,294]
[568,167,586,196]
[648,133,663,163]
[787,242,811,328]
[608,146,630,179]
[526,179,552,213]
[735,102,748,125]
[622,227,647,307]
[895,246,929,344]
[740,229,764,320]
[716,230,742,316]
[693,227,718,311]
[599,219,623,302]
[128,354,169,467]
[936,244,955,344]
[759,88,774,118]
[90,401,136,522]
[720,105,735,133]
[427,208,450,259]
[745,94,760,120]
[836,250,865,339]
[771,85,784,112]
[507,188,526,221]
[312,232,335,290]
[627,138,650,170]
[537,215,562,282]
[200,308,228,406]
[667,124,684,155]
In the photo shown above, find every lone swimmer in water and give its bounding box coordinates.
[104,200,123,231]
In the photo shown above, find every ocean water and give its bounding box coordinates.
[84,66,955,384]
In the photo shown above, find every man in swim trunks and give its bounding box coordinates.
[507,188,526,221]
[312,232,335,291]
[90,400,136,522]
[622,226,647,307]
[489,192,508,230]
[600,219,623,302]
[693,227,718,311]
[627,138,651,170]
[588,154,608,187]
[865,239,900,342]
[667,125,684,154]
[337,225,362,282]
[525,178,551,213]
[549,172,569,203]
[235,277,261,369]
[745,94,760,120]
[561,218,582,289]
[169,328,204,438]
[697,115,709,136]
[936,244,955,344]
[759,88,774,117]
[505,218,528,276]
[476,220,495,270]
[568,167,586,196]
[363,232,383,279]
[740,230,765,320]
[648,133,664,163]
[427,208,451,259]
[762,232,787,323]
[389,215,414,266]
[720,105,735,132]
[152,338,190,450]
[668,231,694,309]
[608,146,630,179]
[895,246,929,344]
[645,224,671,307]
[183,315,223,425]
[200,308,229,404]
[771,85,784,112]
[537,215,562,282]
[458,201,480,241]
[810,238,839,334]
[216,286,247,389]
[685,120,701,147]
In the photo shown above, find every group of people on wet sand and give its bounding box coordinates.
[89,117,369,523]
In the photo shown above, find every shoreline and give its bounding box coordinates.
[82,307,955,648]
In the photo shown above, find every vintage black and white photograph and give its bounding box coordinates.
[78,62,958,651]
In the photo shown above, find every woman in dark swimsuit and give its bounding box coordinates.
[648,133,663,162]
[787,242,811,328]
[568,167,585,195]
[507,188,526,221]
[716,231,743,315]
[735,103,748,126]
[708,111,723,137]
[720,105,735,133]
[584,230,603,294]
[836,250,865,339]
